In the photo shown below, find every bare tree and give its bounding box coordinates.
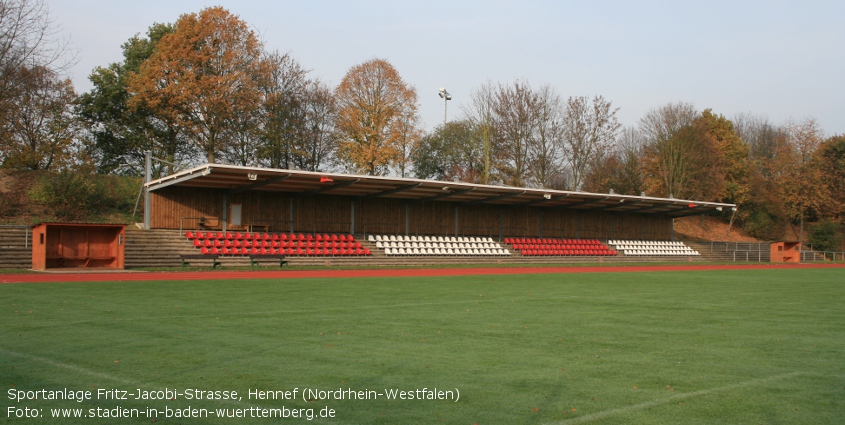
[527,85,565,188]
[463,81,497,184]
[560,95,621,190]
[0,0,72,98]
[257,50,308,168]
[493,80,537,187]
[0,65,77,170]
[297,79,337,172]
[1,0,74,150]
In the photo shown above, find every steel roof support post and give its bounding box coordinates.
[499,207,504,241]
[289,198,295,234]
[405,203,410,236]
[575,210,580,239]
[144,151,151,230]
[222,194,228,232]
[350,200,356,235]
[454,206,459,237]
[539,209,544,238]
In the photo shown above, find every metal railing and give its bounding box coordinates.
[801,250,845,262]
[708,241,771,253]
[0,225,30,248]
[733,250,765,262]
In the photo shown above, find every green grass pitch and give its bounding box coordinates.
[2,268,844,424]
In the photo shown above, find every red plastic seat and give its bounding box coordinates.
[200,246,211,255]
[185,231,195,239]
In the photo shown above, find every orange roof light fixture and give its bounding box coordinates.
[320,176,334,183]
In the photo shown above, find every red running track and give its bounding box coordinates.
[2,263,843,284]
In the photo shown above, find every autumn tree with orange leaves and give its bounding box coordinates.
[334,59,420,175]
[128,7,267,163]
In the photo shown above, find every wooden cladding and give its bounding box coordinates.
[151,187,672,239]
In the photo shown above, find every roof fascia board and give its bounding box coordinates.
[294,179,360,197]
[461,190,526,206]
[225,174,292,195]
[354,183,421,201]
[408,187,475,204]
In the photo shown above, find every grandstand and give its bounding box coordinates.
[0,164,747,268]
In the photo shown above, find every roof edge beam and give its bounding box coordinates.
[226,174,291,195]
[513,193,570,207]
[461,190,526,206]
[145,168,209,191]
[408,187,475,204]
[594,199,645,212]
[295,179,360,197]
[354,183,421,201]
[557,197,609,209]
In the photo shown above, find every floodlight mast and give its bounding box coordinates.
[438,87,452,125]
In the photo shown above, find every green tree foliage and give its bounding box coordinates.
[28,170,139,221]
[76,23,189,177]
[807,220,844,252]
[128,7,267,164]
[698,109,749,205]
[413,120,484,182]
[813,135,845,220]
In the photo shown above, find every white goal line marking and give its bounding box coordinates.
[546,371,811,425]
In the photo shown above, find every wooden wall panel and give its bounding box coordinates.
[408,201,455,236]
[151,187,676,240]
[358,198,404,235]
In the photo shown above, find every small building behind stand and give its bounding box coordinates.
[770,241,800,263]
[31,223,126,270]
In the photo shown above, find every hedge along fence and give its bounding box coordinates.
[26,171,142,223]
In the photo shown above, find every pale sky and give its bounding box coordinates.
[51,0,844,135]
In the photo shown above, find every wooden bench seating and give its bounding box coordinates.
[248,254,287,268]
[179,254,220,269]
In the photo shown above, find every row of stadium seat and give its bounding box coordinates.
[504,237,605,246]
[518,248,616,256]
[199,246,372,256]
[187,231,356,242]
[370,234,510,257]
[193,239,363,249]
[376,241,501,250]
[369,234,497,244]
[619,249,700,257]
[609,240,700,256]
[384,247,509,256]
[504,237,617,257]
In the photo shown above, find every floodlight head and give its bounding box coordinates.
[731,207,737,212]
[201,167,212,176]
[543,193,551,200]
[716,206,723,212]
[442,186,450,191]
[247,173,258,181]
[438,92,445,99]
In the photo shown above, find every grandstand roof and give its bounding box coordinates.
[145,164,735,218]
